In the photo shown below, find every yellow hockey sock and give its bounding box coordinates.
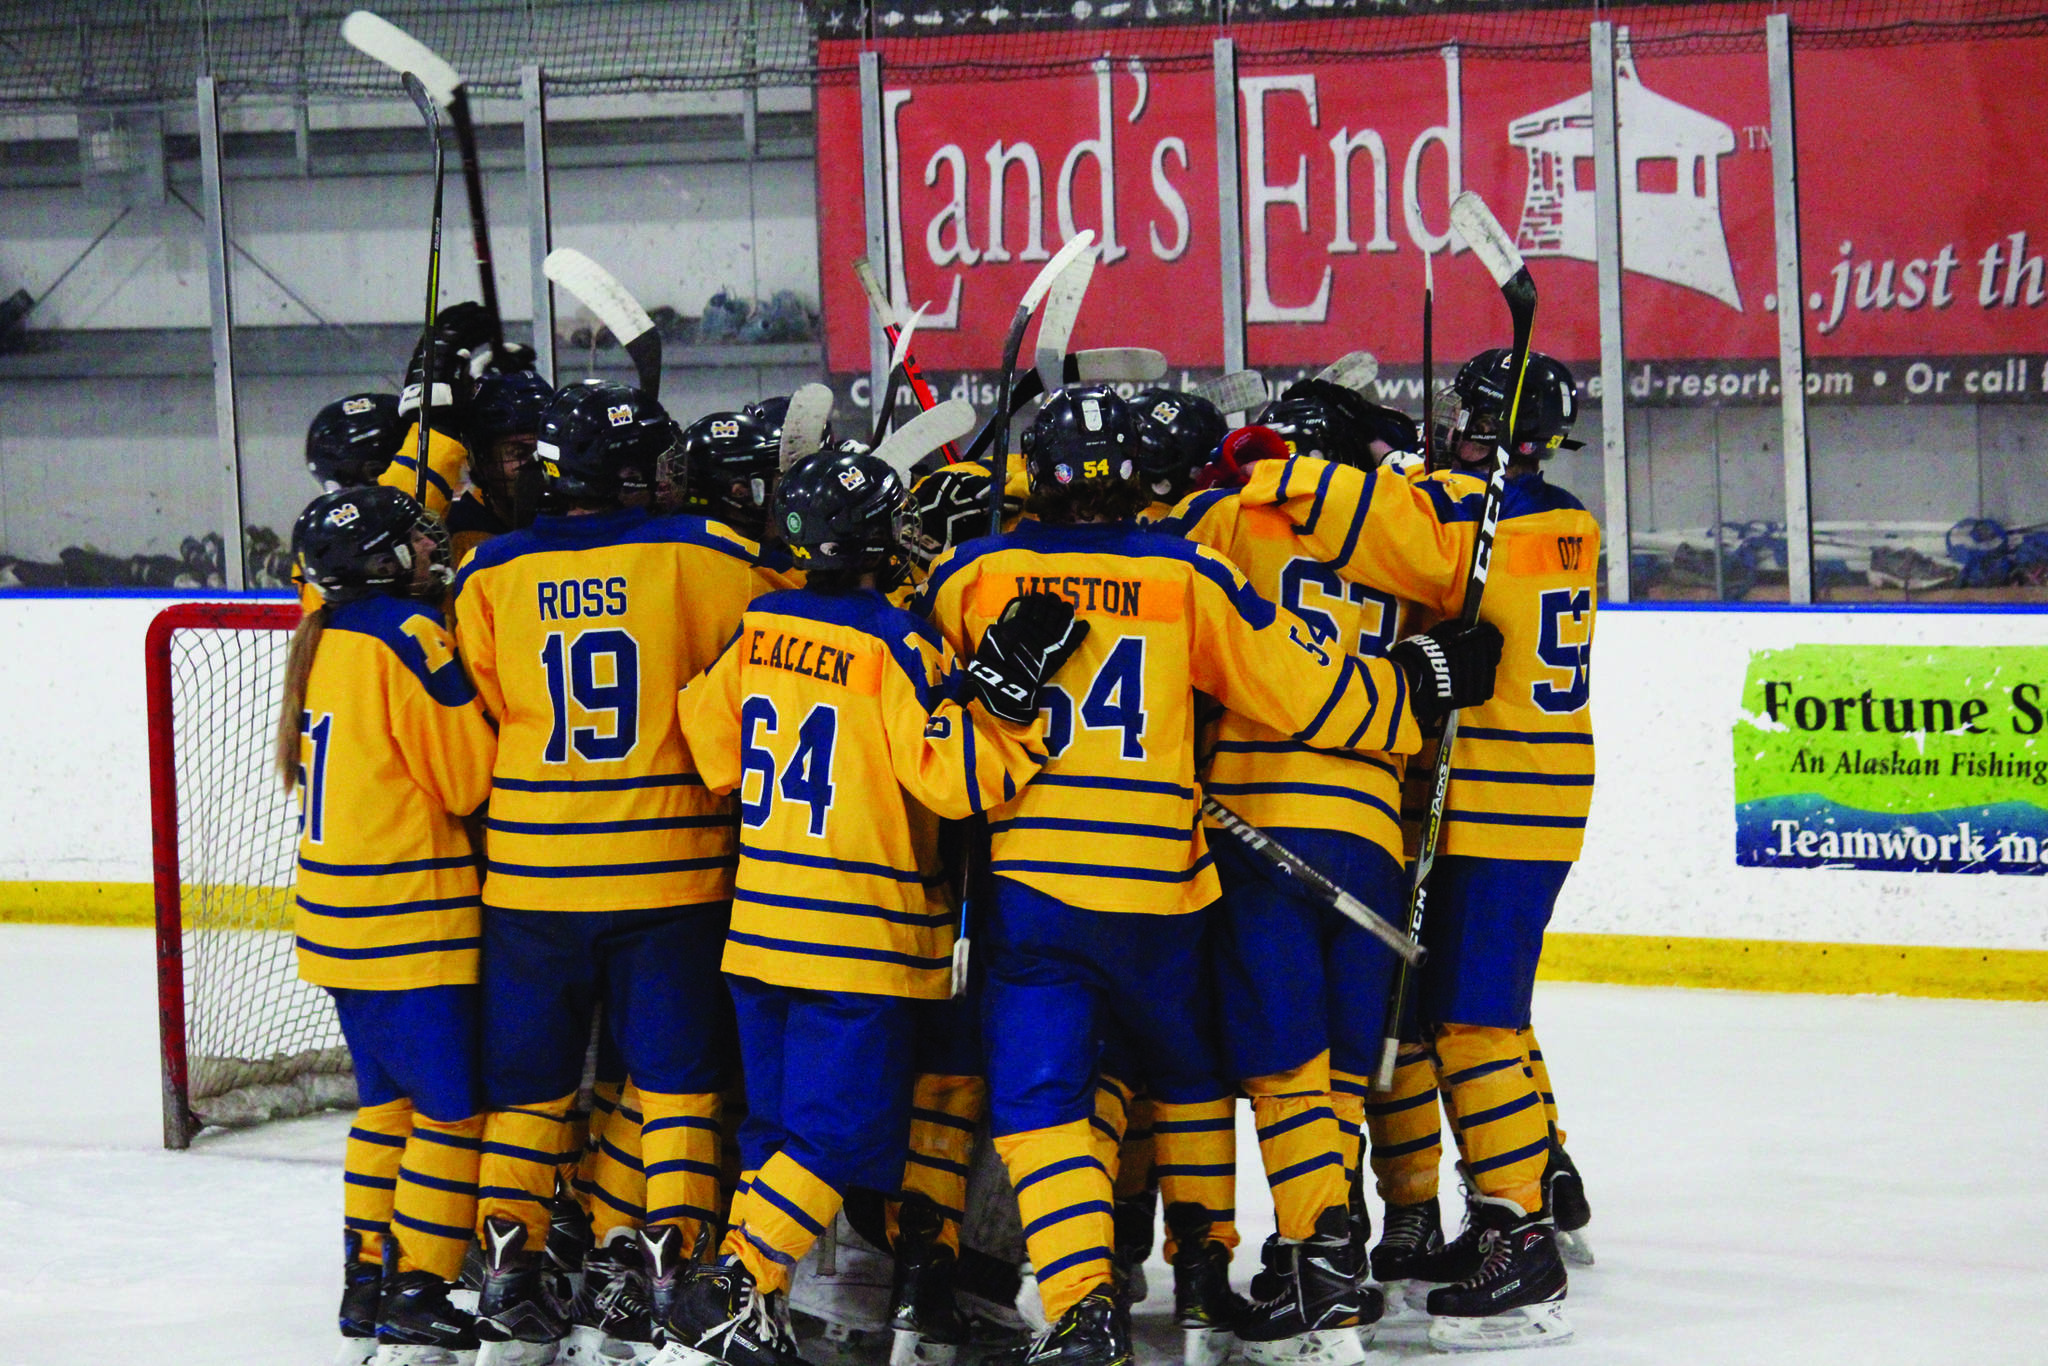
[1435,1024,1548,1216]
[1521,1029,1564,1145]
[995,1118,1115,1321]
[581,1081,647,1243]
[479,1091,579,1245]
[392,1113,484,1280]
[1330,1068,1370,1195]
[1152,1097,1239,1260]
[1115,1092,1156,1201]
[1246,1053,1345,1241]
[890,1073,985,1255]
[1089,1074,1135,1183]
[722,1151,842,1295]
[1365,1045,1442,1206]
[640,1088,723,1255]
[345,1098,411,1266]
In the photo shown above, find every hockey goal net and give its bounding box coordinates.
[148,602,355,1149]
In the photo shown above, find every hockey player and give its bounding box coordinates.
[307,392,406,491]
[1128,389,1226,514]
[280,485,497,1364]
[663,445,1078,1366]
[1156,402,1492,1366]
[449,378,795,1364]
[678,409,782,540]
[912,385,1500,1366]
[1235,350,1597,1349]
[447,370,552,563]
[384,301,535,520]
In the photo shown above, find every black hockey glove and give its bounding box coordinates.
[398,330,479,431]
[1390,619,1503,725]
[967,591,1090,725]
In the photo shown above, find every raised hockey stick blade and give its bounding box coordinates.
[854,256,959,461]
[1033,243,1099,397]
[1422,252,1436,467]
[1315,350,1379,393]
[542,248,661,400]
[778,383,836,471]
[1070,347,1168,384]
[403,71,444,509]
[1375,190,1537,1090]
[870,303,928,445]
[342,11,459,105]
[1204,797,1424,963]
[991,231,1095,533]
[873,399,977,482]
[1190,368,1267,414]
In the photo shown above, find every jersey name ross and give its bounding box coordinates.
[537,576,628,619]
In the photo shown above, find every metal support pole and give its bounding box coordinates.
[1590,22,1631,602]
[1767,14,1814,604]
[522,65,555,384]
[196,76,246,591]
[1212,37,1247,378]
[859,51,890,428]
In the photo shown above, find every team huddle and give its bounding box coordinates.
[284,299,1599,1366]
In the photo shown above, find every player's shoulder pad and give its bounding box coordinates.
[444,491,506,538]
[1150,486,1235,541]
[328,595,476,707]
[1502,471,1587,520]
[652,512,799,574]
[1416,469,1488,525]
[912,526,1008,614]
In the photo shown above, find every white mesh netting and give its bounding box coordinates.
[166,618,354,1137]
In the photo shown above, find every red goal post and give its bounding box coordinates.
[148,601,357,1148]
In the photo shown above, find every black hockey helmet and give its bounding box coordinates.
[1129,389,1228,503]
[536,379,679,508]
[292,485,448,604]
[774,445,915,586]
[679,409,781,537]
[465,370,552,524]
[1439,348,1582,467]
[1258,379,1418,468]
[746,393,837,450]
[305,392,404,489]
[1021,385,1139,494]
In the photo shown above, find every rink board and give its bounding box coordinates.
[0,593,2044,996]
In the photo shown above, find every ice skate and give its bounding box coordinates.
[560,1229,656,1365]
[1423,1196,1571,1352]
[546,1187,596,1287]
[994,1286,1131,1366]
[475,1216,573,1365]
[1166,1202,1246,1366]
[377,1269,483,1364]
[641,1224,688,1332]
[1110,1190,1155,1305]
[1543,1143,1593,1267]
[1235,1208,1379,1366]
[649,1259,810,1366]
[1368,1198,1443,1320]
[888,1196,970,1366]
[340,1232,384,1365]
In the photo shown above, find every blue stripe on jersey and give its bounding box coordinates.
[451,506,788,595]
[726,931,950,971]
[739,844,927,884]
[964,696,982,815]
[1418,476,1486,525]
[734,886,952,928]
[1329,469,1379,567]
[300,853,476,877]
[1450,768,1596,786]
[388,454,454,501]
[1033,772,1195,799]
[1442,811,1589,829]
[989,815,1191,841]
[1151,487,1231,540]
[1294,652,1370,744]
[1457,726,1594,745]
[1203,780,1399,824]
[297,894,478,920]
[1382,654,1408,753]
[945,519,1277,630]
[295,935,480,960]
[1294,458,1339,537]
[1209,739,1402,781]
[990,852,1214,884]
[746,586,940,708]
[491,772,706,793]
[485,814,731,835]
[487,855,732,878]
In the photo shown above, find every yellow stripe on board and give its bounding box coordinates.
[1540,932,2048,1002]
[0,881,154,926]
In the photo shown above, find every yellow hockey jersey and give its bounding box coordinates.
[293,596,497,990]
[1157,462,1469,861]
[677,588,1049,998]
[913,519,1420,916]
[380,423,470,521]
[1238,462,1598,862]
[449,507,797,912]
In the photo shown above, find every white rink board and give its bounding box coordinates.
[2,595,2046,950]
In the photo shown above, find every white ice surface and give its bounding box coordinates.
[3,923,2046,1364]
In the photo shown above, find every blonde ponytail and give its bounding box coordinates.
[275,607,331,792]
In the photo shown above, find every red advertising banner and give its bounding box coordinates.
[817,20,2048,405]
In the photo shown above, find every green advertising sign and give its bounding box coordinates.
[1734,645,2048,874]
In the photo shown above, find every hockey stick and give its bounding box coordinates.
[853,256,960,464]
[1189,369,1268,415]
[1033,243,1099,398]
[869,303,927,447]
[1374,190,1538,1090]
[990,231,1095,535]
[1203,796,1424,963]
[1316,349,1380,393]
[403,72,444,508]
[342,10,506,363]
[542,248,661,400]
[778,383,836,471]
[1422,253,1436,467]
[958,347,1168,466]
[871,398,977,483]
